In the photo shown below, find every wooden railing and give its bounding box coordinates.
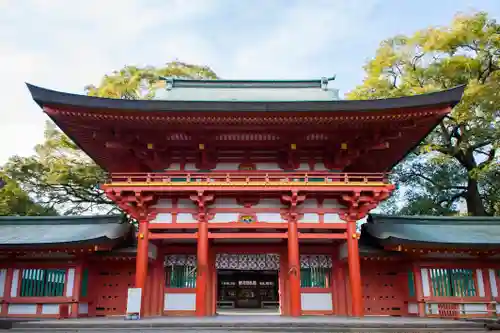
[106,171,389,186]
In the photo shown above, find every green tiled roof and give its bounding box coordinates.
[153,77,340,102]
[0,215,131,246]
[364,214,500,246]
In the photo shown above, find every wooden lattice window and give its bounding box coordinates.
[408,271,415,297]
[429,268,476,297]
[20,268,66,297]
[300,267,331,288]
[165,265,197,288]
[80,268,89,297]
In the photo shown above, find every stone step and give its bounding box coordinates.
[5,317,487,332]
[7,323,486,332]
[6,328,488,333]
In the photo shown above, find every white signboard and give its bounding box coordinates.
[126,287,142,318]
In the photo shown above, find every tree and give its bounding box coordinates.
[348,12,500,216]
[0,173,57,216]
[5,62,218,215]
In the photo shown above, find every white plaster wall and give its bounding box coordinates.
[211,213,239,223]
[463,303,488,314]
[213,163,239,170]
[10,269,19,297]
[323,213,342,223]
[148,243,158,260]
[425,303,438,315]
[254,199,283,208]
[42,304,60,314]
[421,268,431,297]
[164,293,196,311]
[79,303,89,314]
[65,268,75,297]
[165,163,181,171]
[176,213,196,223]
[8,304,37,315]
[256,213,283,223]
[0,269,7,297]
[323,199,342,208]
[490,269,498,297]
[184,163,197,171]
[152,199,173,208]
[300,293,333,311]
[255,163,281,170]
[314,162,328,171]
[152,213,173,223]
[297,163,310,171]
[302,199,318,208]
[214,198,240,208]
[476,269,485,297]
[178,199,196,209]
[299,213,320,223]
[407,303,418,314]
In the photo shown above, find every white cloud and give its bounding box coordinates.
[0,0,221,164]
[0,0,383,164]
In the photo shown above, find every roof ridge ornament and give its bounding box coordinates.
[321,77,329,91]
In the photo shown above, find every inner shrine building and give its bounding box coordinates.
[11,77,490,319]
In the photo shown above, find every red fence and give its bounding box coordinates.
[107,171,389,185]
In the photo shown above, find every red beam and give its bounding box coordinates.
[208,232,287,239]
[208,223,287,229]
[298,223,347,229]
[298,233,346,239]
[149,233,198,239]
[149,223,198,230]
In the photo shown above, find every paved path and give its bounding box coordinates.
[7,315,486,332]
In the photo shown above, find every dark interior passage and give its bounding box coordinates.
[217,270,279,309]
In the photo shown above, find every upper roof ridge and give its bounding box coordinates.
[159,76,336,90]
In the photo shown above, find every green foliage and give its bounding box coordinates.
[349,12,500,216]
[5,62,218,215]
[0,172,57,216]
[5,122,111,215]
[85,61,218,99]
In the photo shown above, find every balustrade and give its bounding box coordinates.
[107,171,389,186]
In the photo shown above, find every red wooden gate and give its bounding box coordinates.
[93,262,135,316]
[362,262,409,316]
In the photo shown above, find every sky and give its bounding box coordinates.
[0,0,499,165]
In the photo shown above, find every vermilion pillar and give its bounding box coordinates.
[288,217,301,317]
[347,221,363,317]
[196,219,209,316]
[135,220,149,316]
[412,263,426,317]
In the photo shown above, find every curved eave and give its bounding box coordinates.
[372,237,500,249]
[0,236,124,249]
[26,83,466,112]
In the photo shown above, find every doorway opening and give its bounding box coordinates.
[217,270,279,311]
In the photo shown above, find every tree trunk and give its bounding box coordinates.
[465,177,488,216]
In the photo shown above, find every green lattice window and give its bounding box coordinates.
[408,271,415,297]
[80,268,89,297]
[165,265,196,288]
[300,267,331,288]
[429,268,476,297]
[20,269,66,297]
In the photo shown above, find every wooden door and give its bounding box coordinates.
[93,262,135,316]
[362,263,409,316]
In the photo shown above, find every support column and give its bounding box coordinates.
[196,218,209,316]
[135,220,149,317]
[70,263,83,318]
[288,218,301,317]
[190,191,214,317]
[347,221,363,317]
[412,263,426,317]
